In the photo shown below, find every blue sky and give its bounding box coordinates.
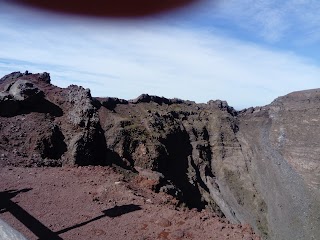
[0,0,320,109]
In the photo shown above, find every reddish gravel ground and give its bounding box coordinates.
[0,166,260,240]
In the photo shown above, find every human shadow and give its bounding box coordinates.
[1,189,141,239]
[0,188,63,240]
[103,204,142,218]
[0,189,32,213]
[56,204,141,235]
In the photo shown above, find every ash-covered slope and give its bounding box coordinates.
[237,90,320,240]
[1,72,319,240]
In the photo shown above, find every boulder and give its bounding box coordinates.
[8,80,44,102]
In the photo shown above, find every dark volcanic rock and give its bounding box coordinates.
[0,71,320,240]
[207,99,237,116]
[98,97,128,110]
[129,93,184,105]
[35,124,66,160]
[61,85,108,166]
[0,71,23,84]
[38,72,51,84]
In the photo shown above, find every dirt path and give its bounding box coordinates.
[0,166,259,240]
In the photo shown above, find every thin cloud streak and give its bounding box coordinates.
[212,0,320,43]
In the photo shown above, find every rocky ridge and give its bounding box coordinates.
[1,72,319,240]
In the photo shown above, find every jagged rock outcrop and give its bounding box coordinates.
[0,72,319,240]
[0,72,107,166]
[63,85,107,165]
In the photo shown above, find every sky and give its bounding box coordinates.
[0,0,320,109]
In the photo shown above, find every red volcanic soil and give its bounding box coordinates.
[0,166,260,240]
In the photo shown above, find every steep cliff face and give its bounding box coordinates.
[1,72,320,240]
[97,96,240,211]
[236,90,320,240]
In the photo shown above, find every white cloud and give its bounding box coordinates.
[213,0,320,43]
[1,3,320,109]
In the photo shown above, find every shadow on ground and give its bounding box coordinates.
[0,189,141,239]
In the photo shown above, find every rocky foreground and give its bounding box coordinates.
[0,72,319,240]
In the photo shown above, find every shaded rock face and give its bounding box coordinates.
[63,85,107,166]
[1,72,320,240]
[97,93,276,239]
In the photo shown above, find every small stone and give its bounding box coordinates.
[171,229,184,238]
[155,217,171,227]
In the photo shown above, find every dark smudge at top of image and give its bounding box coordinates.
[8,0,206,18]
